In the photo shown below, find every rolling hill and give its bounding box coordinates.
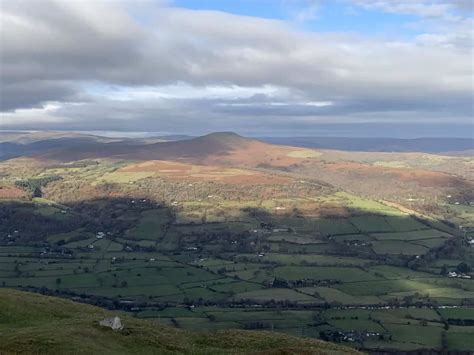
[27,132,307,168]
[0,289,358,354]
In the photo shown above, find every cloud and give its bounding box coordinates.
[1,0,144,110]
[349,0,472,18]
[0,80,77,111]
[283,0,322,22]
[350,1,449,17]
[0,0,472,135]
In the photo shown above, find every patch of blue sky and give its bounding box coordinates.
[172,0,423,38]
[172,0,284,20]
[300,3,421,38]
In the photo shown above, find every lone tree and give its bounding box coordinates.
[456,262,471,274]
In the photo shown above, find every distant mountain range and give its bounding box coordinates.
[0,132,271,162]
[258,137,474,155]
[1,131,472,162]
[148,135,474,155]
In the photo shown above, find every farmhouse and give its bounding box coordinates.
[448,271,471,279]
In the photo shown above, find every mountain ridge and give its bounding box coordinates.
[28,132,273,163]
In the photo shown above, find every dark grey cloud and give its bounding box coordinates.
[2,97,472,138]
[2,92,471,138]
[1,0,145,110]
[0,80,77,111]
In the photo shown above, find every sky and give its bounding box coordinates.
[0,0,473,137]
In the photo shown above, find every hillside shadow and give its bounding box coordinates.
[0,196,460,262]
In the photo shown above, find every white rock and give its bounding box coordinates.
[99,316,123,331]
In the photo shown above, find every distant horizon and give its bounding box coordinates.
[1,127,473,140]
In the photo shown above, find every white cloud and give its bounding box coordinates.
[283,0,322,22]
[1,102,68,126]
[99,84,286,101]
[348,0,470,18]
[351,1,446,16]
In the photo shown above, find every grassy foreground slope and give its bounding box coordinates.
[0,289,359,355]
